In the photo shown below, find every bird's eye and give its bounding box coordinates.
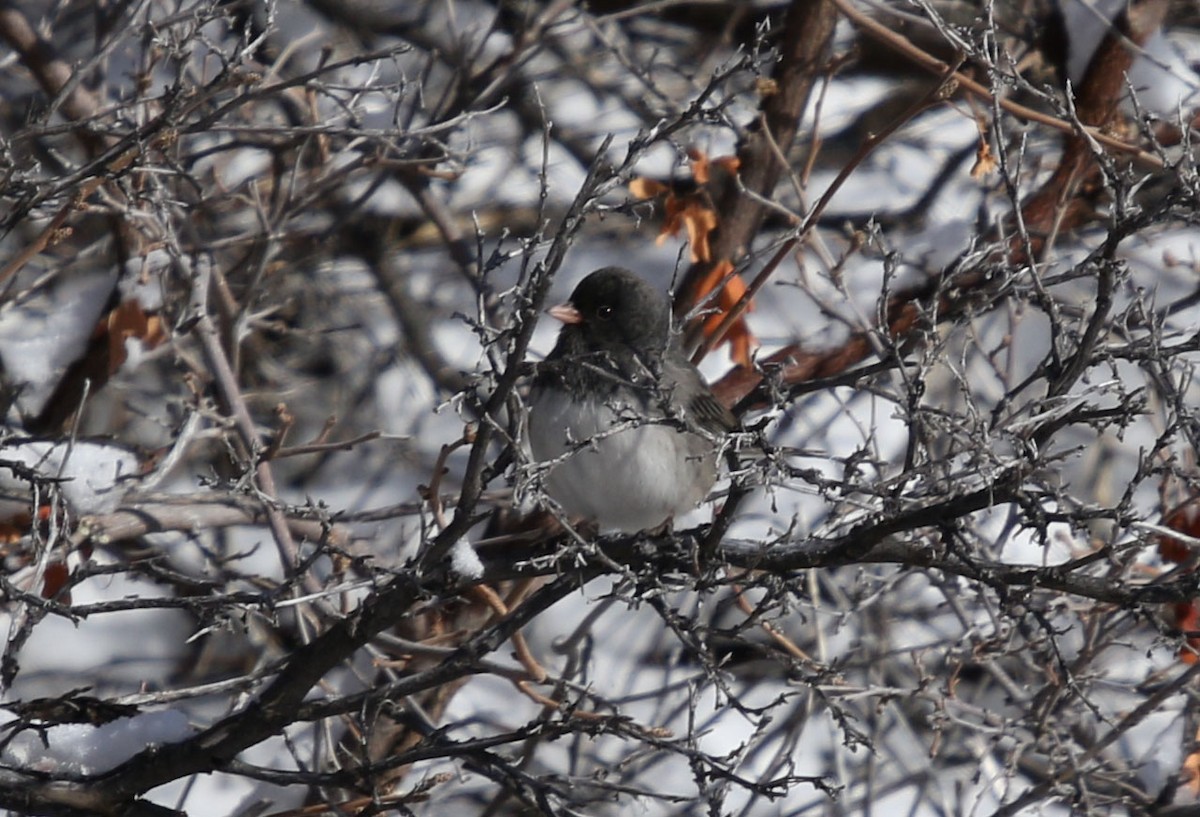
[596,305,614,320]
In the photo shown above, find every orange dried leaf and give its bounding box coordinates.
[725,321,756,368]
[714,156,741,176]
[1185,727,1200,795]
[106,300,167,373]
[695,260,734,300]
[688,148,712,184]
[145,315,166,346]
[971,141,997,179]
[717,271,748,309]
[680,203,718,263]
[632,148,741,263]
[1186,755,1200,795]
[662,219,681,245]
[701,308,758,367]
[657,200,686,247]
[694,259,758,367]
[629,178,669,199]
[688,149,740,186]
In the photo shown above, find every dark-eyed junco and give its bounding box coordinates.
[528,267,737,532]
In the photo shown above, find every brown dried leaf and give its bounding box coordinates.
[695,259,758,367]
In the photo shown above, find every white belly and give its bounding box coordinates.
[528,389,715,532]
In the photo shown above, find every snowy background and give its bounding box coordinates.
[1,0,1200,815]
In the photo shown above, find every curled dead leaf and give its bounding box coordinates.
[629,148,740,265]
[693,259,758,368]
[106,300,167,373]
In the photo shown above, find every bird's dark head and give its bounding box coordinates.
[548,267,671,356]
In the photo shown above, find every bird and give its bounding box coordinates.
[527,267,737,532]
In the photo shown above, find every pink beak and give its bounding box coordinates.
[548,303,583,324]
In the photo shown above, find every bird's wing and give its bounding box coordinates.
[663,353,738,436]
[689,388,738,436]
